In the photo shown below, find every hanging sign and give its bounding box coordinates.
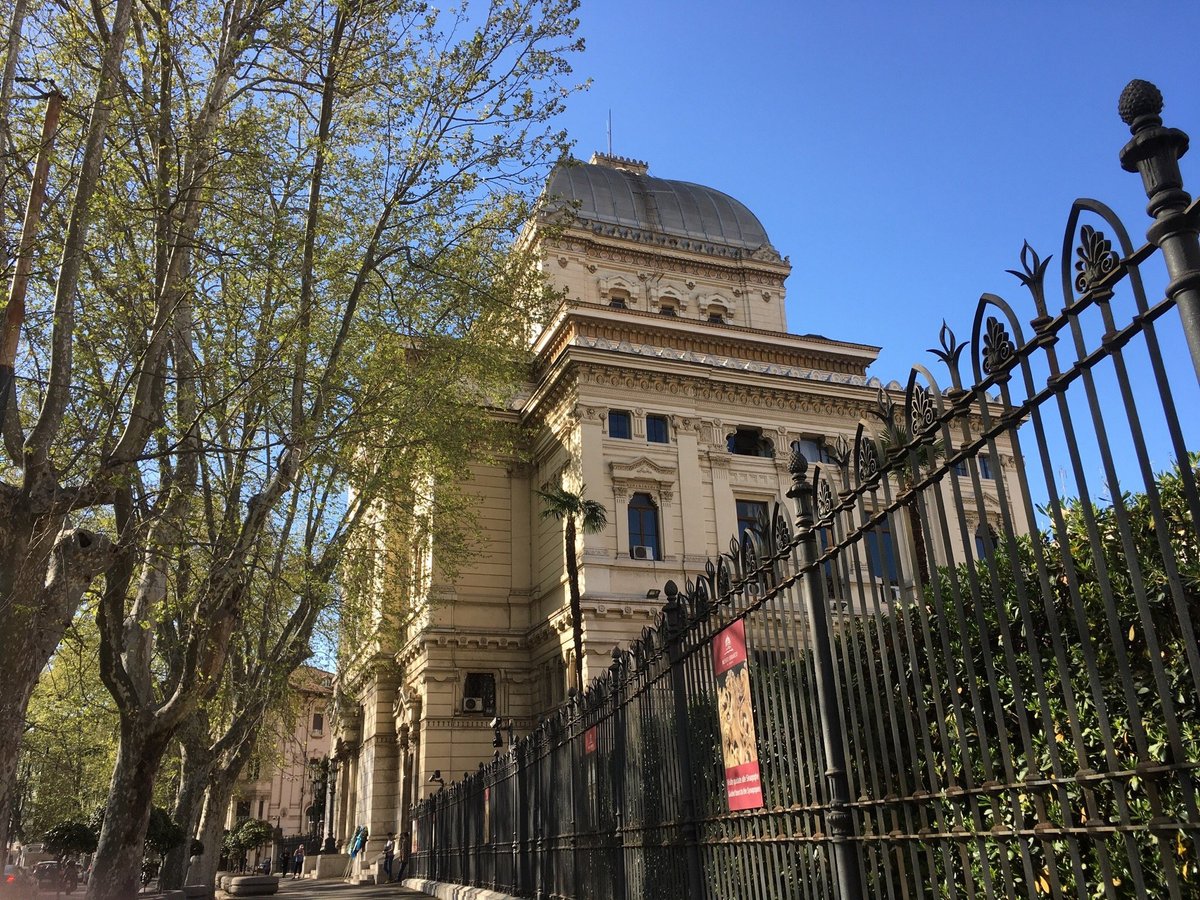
[713,619,763,811]
[584,726,598,755]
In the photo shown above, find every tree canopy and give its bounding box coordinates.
[1,0,585,893]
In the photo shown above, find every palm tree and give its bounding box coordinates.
[537,484,608,692]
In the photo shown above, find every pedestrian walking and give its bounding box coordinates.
[279,851,289,878]
[382,832,394,882]
[292,843,305,879]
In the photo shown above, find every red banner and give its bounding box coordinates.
[584,726,598,755]
[713,619,763,810]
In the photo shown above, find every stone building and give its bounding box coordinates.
[327,153,1024,874]
[226,667,333,867]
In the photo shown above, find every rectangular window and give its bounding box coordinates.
[236,800,251,823]
[736,500,769,540]
[979,454,993,479]
[463,672,497,714]
[864,521,899,585]
[952,460,967,477]
[312,712,324,734]
[817,526,838,599]
[627,493,661,560]
[646,414,669,444]
[608,410,631,439]
[257,799,265,820]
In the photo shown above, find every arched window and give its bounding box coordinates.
[628,493,661,560]
[707,305,726,324]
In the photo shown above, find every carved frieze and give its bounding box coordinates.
[542,233,789,286]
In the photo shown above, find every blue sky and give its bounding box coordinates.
[554,1,1198,371]
[552,1,1200,503]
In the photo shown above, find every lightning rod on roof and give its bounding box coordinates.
[607,109,612,156]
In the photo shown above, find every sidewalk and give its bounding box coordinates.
[265,879,438,899]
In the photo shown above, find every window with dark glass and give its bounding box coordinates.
[236,800,251,823]
[736,500,769,540]
[864,520,899,585]
[708,311,725,323]
[463,672,496,714]
[646,414,669,444]
[609,297,627,309]
[817,526,839,599]
[608,410,631,439]
[727,426,774,458]
[793,438,831,465]
[952,459,967,476]
[628,493,660,560]
[979,454,993,479]
[975,523,999,559]
[312,712,324,733]
[659,302,678,316]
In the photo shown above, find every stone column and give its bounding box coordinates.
[357,665,401,879]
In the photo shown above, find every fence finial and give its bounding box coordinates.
[1118,78,1200,375]
[786,442,814,526]
[1119,79,1163,129]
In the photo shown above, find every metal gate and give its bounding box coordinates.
[409,79,1200,899]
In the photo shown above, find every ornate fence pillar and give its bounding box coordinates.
[663,582,705,900]
[1119,79,1200,378]
[787,446,864,900]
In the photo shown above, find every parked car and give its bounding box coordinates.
[30,863,59,889]
[0,865,39,898]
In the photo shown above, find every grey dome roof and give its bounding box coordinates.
[546,158,774,253]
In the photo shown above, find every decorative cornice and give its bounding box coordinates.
[542,226,790,274]
[395,629,528,667]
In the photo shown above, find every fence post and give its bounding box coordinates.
[787,447,864,900]
[1118,78,1200,379]
[663,581,706,899]
[608,647,628,900]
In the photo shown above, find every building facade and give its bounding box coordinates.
[329,153,1025,873]
[226,667,333,867]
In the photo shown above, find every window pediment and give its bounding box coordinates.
[610,456,677,481]
[610,456,676,502]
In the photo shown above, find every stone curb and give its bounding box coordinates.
[402,879,517,900]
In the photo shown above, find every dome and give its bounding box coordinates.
[545,155,775,254]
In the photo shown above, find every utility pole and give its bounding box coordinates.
[0,84,62,436]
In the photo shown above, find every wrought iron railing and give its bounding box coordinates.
[408,80,1200,899]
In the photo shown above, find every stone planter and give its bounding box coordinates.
[226,875,280,896]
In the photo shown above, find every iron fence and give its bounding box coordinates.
[409,80,1200,899]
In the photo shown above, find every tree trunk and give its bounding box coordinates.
[565,515,584,691]
[187,755,246,890]
[158,722,212,889]
[85,716,173,900]
[906,498,930,586]
[0,520,114,853]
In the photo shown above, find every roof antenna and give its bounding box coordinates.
[607,109,612,156]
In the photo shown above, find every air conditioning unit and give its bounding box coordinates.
[462,697,485,713]
[631,545,655,560]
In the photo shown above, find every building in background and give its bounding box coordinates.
[329,153,1025,874]
[226,667,333,869]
